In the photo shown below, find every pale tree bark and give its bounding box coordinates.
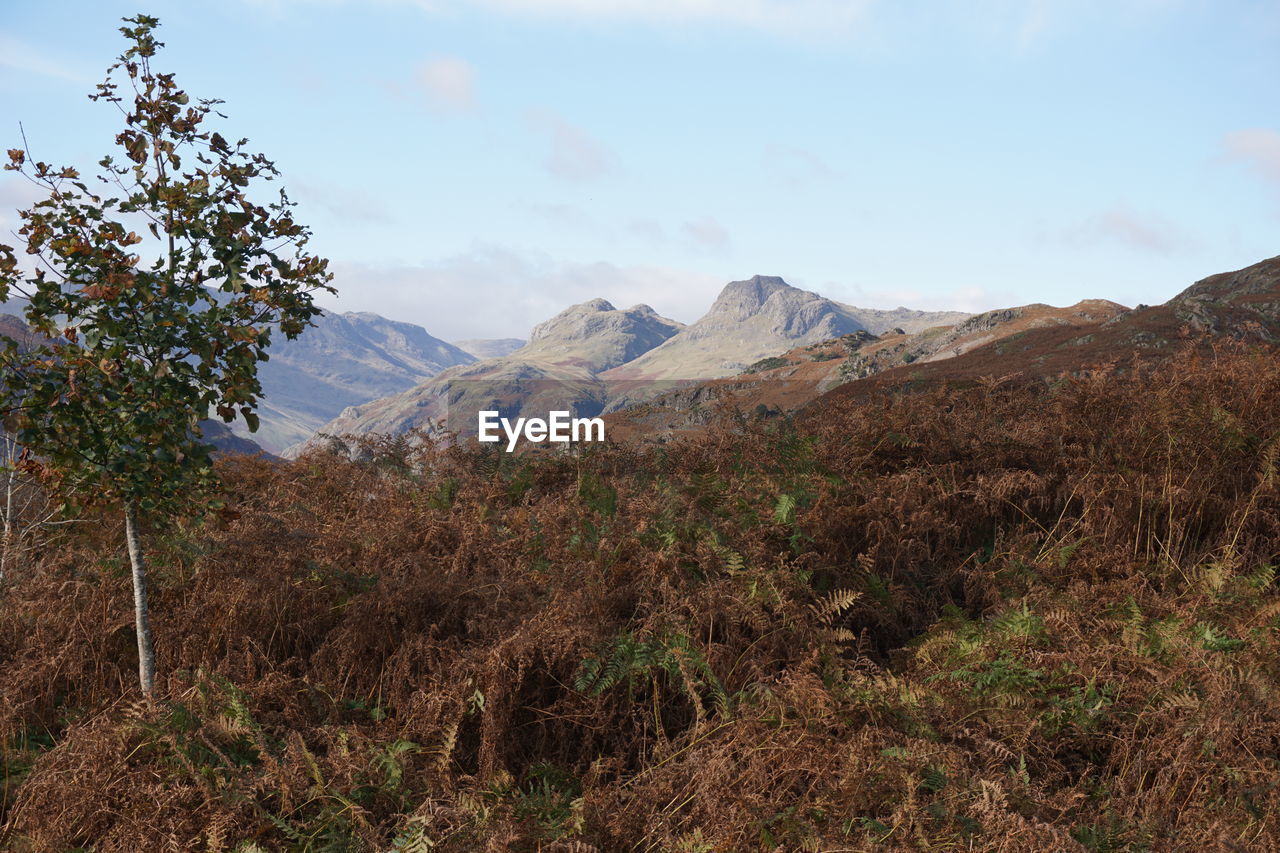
[123,501,156,696]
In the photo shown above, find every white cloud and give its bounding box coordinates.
[1224,128,1280,187]
[527,110,619,182]
[1066,204,1188,255]
[681,216,730,252]
[415,55,476,112]
[322,246,722,339]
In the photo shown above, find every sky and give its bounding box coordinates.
[1,0,1278,341]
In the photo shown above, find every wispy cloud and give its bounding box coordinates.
[628,218,666,245]
[941,0,1186,51]
[1066,203,1189,255]
[1223,128,1280,189]
[526,109,619,183]
[681,216,730,252]
[243,0,1185,45]
[415,55,476,112]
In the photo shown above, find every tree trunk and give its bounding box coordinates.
[123,501,156,696]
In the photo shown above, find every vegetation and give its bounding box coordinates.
[0,16,331,694]
[1,342,1277,850]
[745,355,792,373]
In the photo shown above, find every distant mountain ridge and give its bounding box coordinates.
[605,275,968,381]
[304,299,684,450]
[453,338,526,360]
[517,298,685,371]
[305,276,972,448]
[606,255,1280,446]
[235,310,475,452]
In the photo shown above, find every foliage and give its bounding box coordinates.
[744,355,790,373]
[1,343,1279,849]
[0,14,332,515]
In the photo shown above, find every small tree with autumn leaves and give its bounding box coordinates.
[0,15,333,695]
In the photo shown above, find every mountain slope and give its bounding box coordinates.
[604,275,968,381]
[586,256,1280,447]
[602,299,1128,444]
[517,299,685,371]
[304,299,683,449]
[235,311,476,452]
[453,338,526,360]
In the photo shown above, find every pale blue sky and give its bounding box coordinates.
[2,0,1277,340]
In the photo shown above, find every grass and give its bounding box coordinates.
[1,342,1278,850]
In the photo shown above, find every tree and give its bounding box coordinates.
[0,15,334,695]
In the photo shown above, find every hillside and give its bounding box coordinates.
[603,274,968,382]
[307,299,683,448]
[605,256,1280,446]
[4,337,1279,850]
[238,311,476,453]
[824,254,1280,390]
[604,298,1128,444]
[452,338,526,360]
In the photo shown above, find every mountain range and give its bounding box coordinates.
[304,298,686,450]
[6,256,1277,456]
[231,311,476,452]
[302,277,969,450]
[605,255,1280,445]
[604,275,968,382]
[310,255,1280,453]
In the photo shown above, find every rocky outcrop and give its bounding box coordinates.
[516,299,684,372]
[604,275,969,382]
[298,299,684,451]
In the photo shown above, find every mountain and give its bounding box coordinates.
[233,311,476,453]
[302,299,683,451]
[517,298,685,371]
[453,338,526,360]
[306,279,973,450]
[603,275,968,382]
[200,419,276,458]
[602,299,1126,444]
[606,255,1280,446]
[835,254,1280,388]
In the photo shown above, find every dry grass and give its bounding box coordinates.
[1,342,1278,851]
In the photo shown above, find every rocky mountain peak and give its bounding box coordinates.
[1170,255,1280,309]
[518,298,684,372]
[688,275,862,342]
[708,275,797,319]
[528,298,624,343]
